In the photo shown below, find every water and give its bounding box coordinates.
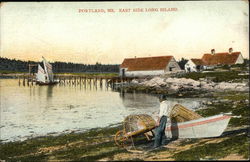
[0,79,205,142]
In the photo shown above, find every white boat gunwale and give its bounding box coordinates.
[166,114,231,131]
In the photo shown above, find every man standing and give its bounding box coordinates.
[153,95,173,148]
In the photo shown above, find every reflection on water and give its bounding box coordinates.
[1,79,204,142]
[120,91,160,110]
[46,86,54,99]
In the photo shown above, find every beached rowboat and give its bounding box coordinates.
[165,114,231,138]
[114,105,231,148]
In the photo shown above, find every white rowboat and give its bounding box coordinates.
[165,114,231,138]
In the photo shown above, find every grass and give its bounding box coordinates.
[195,92,249,127]
[0,70,26,74]
[221,92,249,101]
[178,71,249,82]
[173,133,249,160]
[0,125,123,161]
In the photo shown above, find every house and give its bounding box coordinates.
[185,59,204,72]
[185,48,244,72]
[120,55,181,77]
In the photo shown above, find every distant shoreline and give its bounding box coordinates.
[0,72,119,77]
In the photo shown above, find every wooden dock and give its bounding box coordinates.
[17,74,137,89]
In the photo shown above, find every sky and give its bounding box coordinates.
[0,1,249,64]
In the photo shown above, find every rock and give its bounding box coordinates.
[129,76,249,93]
[207,101,212,105]
[219,99,229,102]
[131,79,139,84]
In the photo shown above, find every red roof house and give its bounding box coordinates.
[185,48,244,72]
[120,56,181,77]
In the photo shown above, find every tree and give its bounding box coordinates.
[0,57,119,73]
[178,58,188,70]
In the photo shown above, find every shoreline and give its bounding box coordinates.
[1,89,249,161]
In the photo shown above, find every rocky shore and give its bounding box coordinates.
[129,76,249,92]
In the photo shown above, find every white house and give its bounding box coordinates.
[185,48,244,72]
[120,56,181,77]
[185,59,204,72]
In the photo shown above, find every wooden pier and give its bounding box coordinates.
[17,74,136,89]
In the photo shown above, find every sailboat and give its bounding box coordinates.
[35,57,59,85]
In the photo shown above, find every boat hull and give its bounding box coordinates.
[165,114,231,138]
[36,81,59,86]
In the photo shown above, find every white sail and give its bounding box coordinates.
[36,64,46,83]
[42,56,54,82]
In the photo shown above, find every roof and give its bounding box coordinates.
[120,56,173,71]
[203,52,241,65]
[190,59,204,65]
[201,54,213,63]
[193,52,241,66]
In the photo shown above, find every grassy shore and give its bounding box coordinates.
[0,91,249,161]
[177,71,249,82]
[0,125,125,161]
[0,70,26,74]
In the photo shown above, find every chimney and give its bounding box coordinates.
[229,48,233,54]
[211,49,215,55]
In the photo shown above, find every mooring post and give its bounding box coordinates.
[95,77,97,86]
[74,76,76,85]
[69,77,71,85]
[111,79,114,89]
[121,77,123,88]
[23,75,25,86]
[89,78,92,87]
[27,75,30,86]
[106,78,109,90]
[31,76,33,86]
[18,76,21,86]
[84,77,86,87]
[100,78,103,88]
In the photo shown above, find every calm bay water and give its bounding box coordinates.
[0,79,204,142]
